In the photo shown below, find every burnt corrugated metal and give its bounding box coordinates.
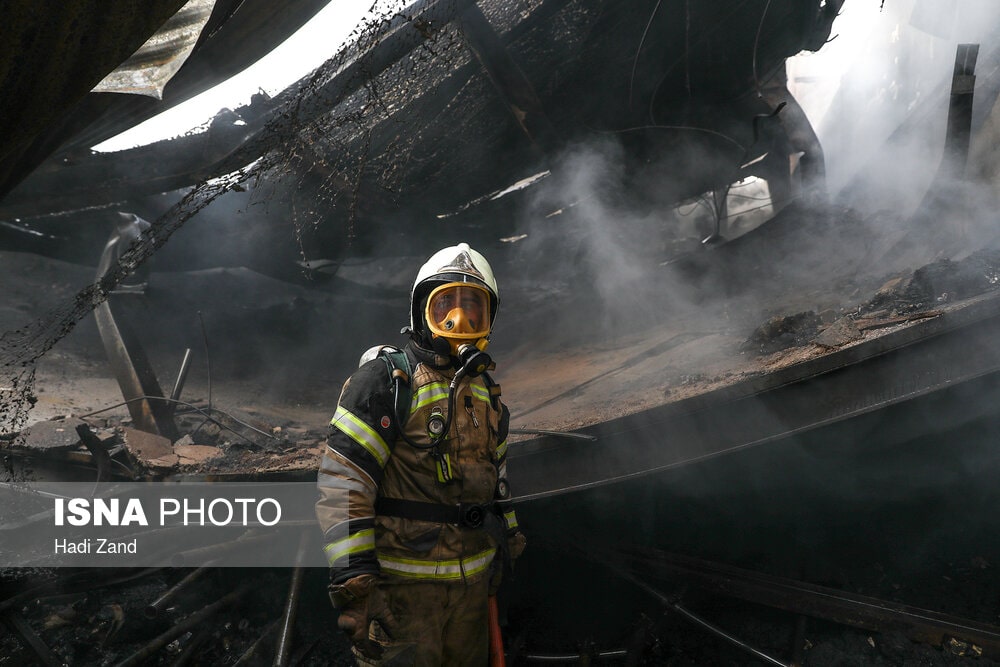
[92,0,218,99]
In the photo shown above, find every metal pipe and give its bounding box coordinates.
[168,348,193,409]
[114,584,249,667]
[273,568,305,666]
[523,649,628,662]
[626,546,1000,655]
[670,602,788,667]
[509,428,596,441]
[608,565,788,667]
[145,566,213,618]
[170,531,278,567]
[0,567,161,615]
[233,620,280,666]
[273,531,309,667]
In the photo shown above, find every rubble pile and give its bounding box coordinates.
[740,246,1000,357]
[3,409,325,483]
[0,567,351,666]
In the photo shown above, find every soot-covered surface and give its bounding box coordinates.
[4,197,1000,664]
[3,402,999,666]
[507,400,1000,665]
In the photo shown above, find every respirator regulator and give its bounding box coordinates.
[456,342,492,378]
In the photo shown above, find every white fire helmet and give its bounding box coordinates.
[410,243,499,353]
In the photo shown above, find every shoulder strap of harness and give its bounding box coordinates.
[378,346,412,429]
[481,371,502,411]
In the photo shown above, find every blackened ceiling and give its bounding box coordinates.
[0,0,840,275]
[0,0,332,202]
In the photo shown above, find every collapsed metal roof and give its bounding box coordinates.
[0,0,331,203]
[0,0,839,266]
[5,4,1000,663]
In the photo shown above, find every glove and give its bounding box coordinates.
[329,574,397,659]
[489,530,527,595]
[507,529,526,561]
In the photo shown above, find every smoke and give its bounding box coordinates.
[528,140,644,295]
[8,0,1000,445]
[791,0,1000,220]
[496,3,1000,542]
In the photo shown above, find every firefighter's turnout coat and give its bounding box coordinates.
[316,342,519,586]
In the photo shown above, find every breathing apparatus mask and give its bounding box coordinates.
[423,282,494,376]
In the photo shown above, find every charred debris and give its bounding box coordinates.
[4,0,1000,665]
[6,221,1000,665]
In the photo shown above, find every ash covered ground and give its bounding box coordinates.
[3,196,1000,664]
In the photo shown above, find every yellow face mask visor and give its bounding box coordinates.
[425,283,491,348]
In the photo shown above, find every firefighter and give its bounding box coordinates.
[316,242,526,666]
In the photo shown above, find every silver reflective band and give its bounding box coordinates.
[318,455,376,494]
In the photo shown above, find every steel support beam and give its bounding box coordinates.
[93,300,178,440]
[942,43,979,178]
[93,226,178,440]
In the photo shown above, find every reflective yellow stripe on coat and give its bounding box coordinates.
[324,528,375,566]
[411,382,449,412]
[331,406,391,467]
[378,547,496,580]
[470,383,491,404]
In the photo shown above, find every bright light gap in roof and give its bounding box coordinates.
[93,0,410,153]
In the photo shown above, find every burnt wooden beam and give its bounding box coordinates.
[457,4,560,155]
